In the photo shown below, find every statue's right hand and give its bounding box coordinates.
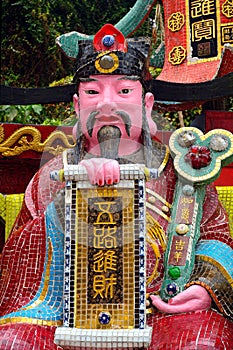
[79,158,120,186]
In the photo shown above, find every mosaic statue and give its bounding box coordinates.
[0,23,233,349]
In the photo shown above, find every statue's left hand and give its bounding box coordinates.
[150,285,211,314]
[80,158,120,186]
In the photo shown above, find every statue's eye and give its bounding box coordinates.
[85,90,99,95]
[119,88,132,94]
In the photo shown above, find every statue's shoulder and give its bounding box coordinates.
[64,148,79,165]
[151,138,171,174]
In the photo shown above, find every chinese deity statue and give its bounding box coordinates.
[0,23,232,350]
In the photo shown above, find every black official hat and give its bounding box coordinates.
[56,24,152,84]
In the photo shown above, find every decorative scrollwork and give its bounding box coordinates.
[222,0,233,18]
[146,213,167,287]
[168,12,185,32]
[0,125,75,157]
[168,46,186,65]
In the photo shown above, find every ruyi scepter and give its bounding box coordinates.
[160,127,233,301]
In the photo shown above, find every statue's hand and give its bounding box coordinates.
[150,285,211,314]
[79,158,120,186]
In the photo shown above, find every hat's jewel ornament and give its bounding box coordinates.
[102,35,115,47]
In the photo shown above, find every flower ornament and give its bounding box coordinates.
[184,145,212,169]
[169,127,233,185]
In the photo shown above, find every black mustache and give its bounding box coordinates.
[86,111,131,137]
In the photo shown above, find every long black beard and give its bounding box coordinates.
[97,125,121,159]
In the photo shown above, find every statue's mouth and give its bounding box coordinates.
[87,110,131,137]
[96,116,120,123]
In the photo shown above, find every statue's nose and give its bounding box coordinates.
[97,90,117,115]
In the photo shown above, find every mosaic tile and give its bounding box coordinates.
[1,13,233,349]
[0,153,233,349]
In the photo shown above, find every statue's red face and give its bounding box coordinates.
[73,75,155,156]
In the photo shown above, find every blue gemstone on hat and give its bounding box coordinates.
[98,311,111,325]
[102,35,115,47]
[166,283,178,295]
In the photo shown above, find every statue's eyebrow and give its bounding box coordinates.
[79,76,140,83]
[79,77,98,82]
[117,76,140,81]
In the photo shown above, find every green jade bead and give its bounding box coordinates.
[168,267,181,280]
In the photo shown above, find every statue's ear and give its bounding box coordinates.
[73,93,79,113]
[144,92,157,137]
[144,92,154,112]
